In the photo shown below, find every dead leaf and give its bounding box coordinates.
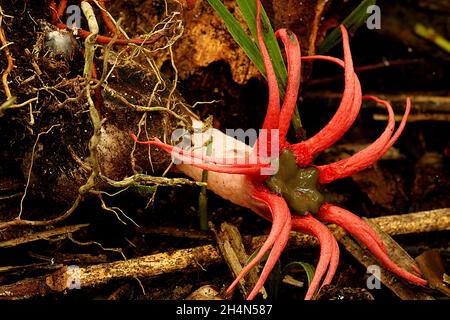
[416,249,450,297]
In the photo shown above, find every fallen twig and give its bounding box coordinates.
[211,222,267,299]
[338,234,434,300]
[0,244,221,300]
[0,224,89,248]
[136,225,212,241]
[416,249,450,297]
[1,208,448,299]
[252,208,450,249]
[303,92,450,119]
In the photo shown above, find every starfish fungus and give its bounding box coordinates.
[132,0,427,299]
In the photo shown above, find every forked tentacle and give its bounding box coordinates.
[250,0,284,162]
[292,214,339,300]
[131,134,263,168]
[292,26,360,163]
[291,57,361,165]
[225,190,291,299]
[131,135,270,174]
[323,235,340,286]
[318,96,411,184]
[50,0,67,23]
[318,204,427,286]
[317,203,387,254]
[380,97,411,155]
[255,0,280,132]
[275,29,301,141]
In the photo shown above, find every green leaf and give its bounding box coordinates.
[245,245,265,266]
[283,261,316,287]
[207,0,303,131]
[207,0,265,75]
[318,0,377,54]
[236,0,287,89]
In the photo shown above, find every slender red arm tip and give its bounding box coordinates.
[292,214,339,300]
[318,205,427,286]
[225,192,291,297]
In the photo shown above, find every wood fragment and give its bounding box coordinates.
[0,209,448,299]
[185,285,223,300]
[304,92,450,115]
[107,283,131,300]
[252,208,450,249]
[211,222,267,299]
[0,224,89,248]
[0,244,221,300]
[416,249,450,297]
[0,262,63,274]
[373,113,450,122]
[338,234,434,300]
[136,226,212,241]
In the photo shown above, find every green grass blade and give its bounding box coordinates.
[208,0,303,131]
[236,0,304,131]
[318,0,377,54]
[207,0,265,75]
[236,0,287,89]
[283,261,316,287]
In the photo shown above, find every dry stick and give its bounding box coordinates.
[137,225,212,241]
[353,219,434,300]
[374,113,450,122]
[0,224,89,248]
[338,234,434,300]
[252,208,450,250]
[308,59,423,86]
[0,245,221,300]
[303,92,450,115]
[0,209,448,299]
[212,222,267,299]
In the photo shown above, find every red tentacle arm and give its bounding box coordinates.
[275,29,301,142]
[323,235,340,286]
[291,26,360,164]
[317,203,387,254]
[292,214,340,300]
[380,97,412,155]
[131,134,267,169]
[225,190,292,300]
[318,204,427,286]
[255,0,280,132]
[291,62,361,166]
[318,96,410,184]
